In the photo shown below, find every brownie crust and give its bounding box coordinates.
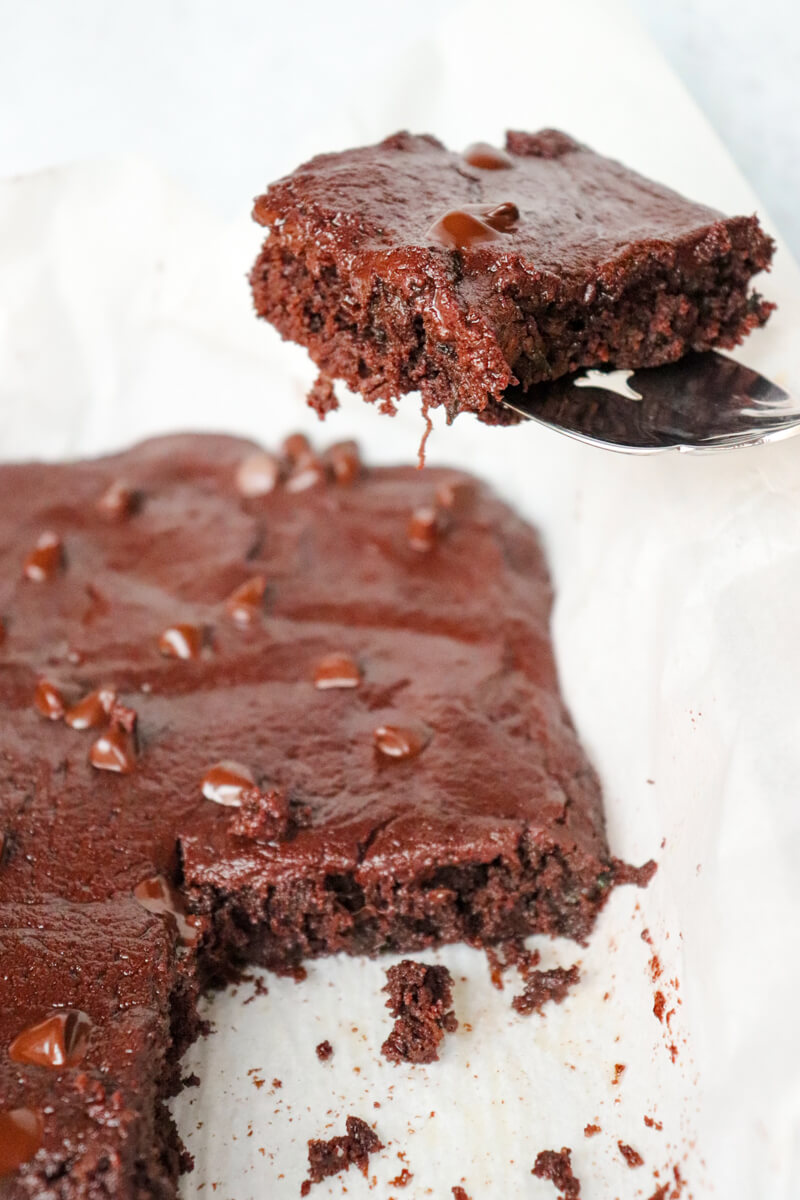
[250,130,774,425]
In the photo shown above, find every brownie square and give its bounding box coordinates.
[250,129,774,425]
[0,433,651,1196]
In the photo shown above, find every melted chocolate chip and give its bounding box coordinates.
[9,1010,92,1068]
[373,724,427,760]
[429,202,519,249]
[235,451,282,498]
[0,1108,44,1176]
[65,687,116,730]
[407,507,440,551]
[225,576,267,626]
[97,481,138,520]
[428,209,503,250]
[34,679,66,721]
[89,726,136,774]
[133,875,201,948]
[23,532,63,582]
[463,142,514,169]
[158,624,203,660]
[201,760,256,807]
[325,441,361,486]
[314,653,361,690]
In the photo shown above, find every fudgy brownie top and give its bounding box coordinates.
[255,128,727,277]
[0,432,606,911]
[251,130,774,424]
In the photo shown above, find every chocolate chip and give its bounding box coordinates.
[373,724,428,760]
[314,653,361,690]
[463,142,514,169]
[65,687,117,730]
[9,1010,92,1068]
[407,507,440,551]
[282,433,313,463]
[0,1107,44,1174]
[225,575,267,625]
[201,760,256,807]
[89,726,136,774]
[235,451,282,498]
[133,874,202,948]
[97,481,138,520]
[286,456,327,493]
[23,532,63,582]
[481,201,519,232]
[34,679,66,721]
[158,623,203,660]
[325,441,361,486]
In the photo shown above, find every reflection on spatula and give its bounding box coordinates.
[500,351,798,453]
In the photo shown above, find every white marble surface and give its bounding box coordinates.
[1,0,798,252]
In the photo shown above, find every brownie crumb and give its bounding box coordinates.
[315,1040,333,1061]
[531,1147,581,1198]
[308,374,340,419]
[390,1167,413,1186]
[484,939,541,989]
[612,1063,626,1085]
[302,1115,383,1193]
[512,964,580,1016]
[647,1186,669,1200]
[381,960,458,1064]
[583,1123,601,1137]
[617,1141,644,1168]
[452,1188,472,1200]
[181,1072,201,1089]
[612,857,658,888]
[643,1115,663,1131]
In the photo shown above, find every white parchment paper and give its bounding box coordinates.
[1,2,799,1196]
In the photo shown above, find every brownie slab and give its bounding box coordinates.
[250,130,774,425]
[0,433,651,1196]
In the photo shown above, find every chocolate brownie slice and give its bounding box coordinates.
[0,901,198,1199]
[0,433,651,1196]
[250,130,774,425]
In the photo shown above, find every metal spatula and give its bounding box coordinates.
[500,351,798,453]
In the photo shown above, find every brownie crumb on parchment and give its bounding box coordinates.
[618,1140,644,1167]
[452,1188,472,1200]
[315,1040,333,1061]
[531,1146,581,1198]
[512,964,581,1016]
[381,960,458,1064]
[301,1116,383,1195]
[484,938,541,989]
